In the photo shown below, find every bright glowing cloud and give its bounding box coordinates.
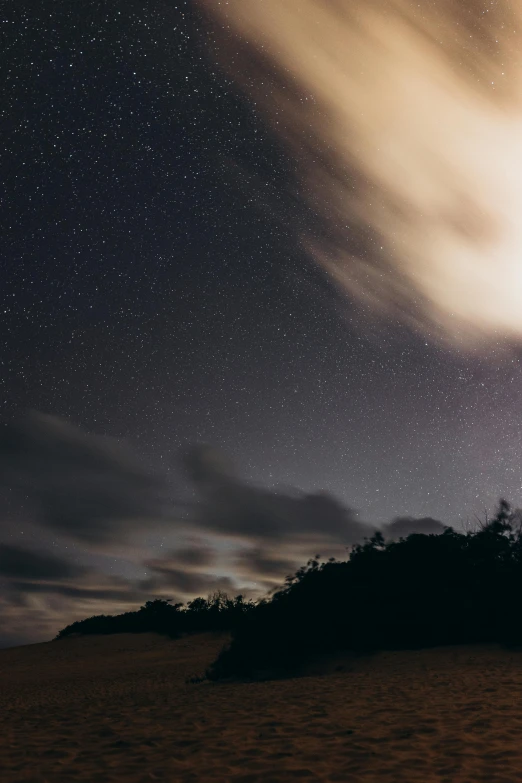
[199,0,522,347]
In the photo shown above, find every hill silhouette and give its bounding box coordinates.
[206,500,522,680]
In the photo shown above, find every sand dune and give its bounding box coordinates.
[1,632,522,781]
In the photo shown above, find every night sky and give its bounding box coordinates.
[3,0,522,648]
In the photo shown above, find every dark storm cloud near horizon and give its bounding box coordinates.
[0,413,387,546]
[182,443,449,548]
[0,542,85,581]
[0,412,167,546]
[183,443,370,543]
[0,413,447,559]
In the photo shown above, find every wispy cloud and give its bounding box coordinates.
[0,412,167,546]
[199,0,522,349]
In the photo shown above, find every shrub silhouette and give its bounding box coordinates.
[206,500,522,680]
[55,592,255,641]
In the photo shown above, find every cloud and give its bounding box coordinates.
[183,444,236,486]
[0,541,148,647]
[184,444,369,544]
[0,543,143,604]
[235,547,298,580]
[8,579,143,603]
[141,556,238,597]
[136,542,224,598]
[0,543,84,581]
[170,544,216,568]
[383,516,447,540]
[183,446,448,582]
[199,0,522,349]
[0,429,451,647]
[0,412,166,545]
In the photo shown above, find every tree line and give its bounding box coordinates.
[207,500,522,679]
[55,591,255,640]
[56,500,522,681]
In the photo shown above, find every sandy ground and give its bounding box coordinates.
[1,633,522,782]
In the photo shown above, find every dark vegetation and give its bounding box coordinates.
[207,500,522,680]
[56,501,522,681]
[55,591,255,640]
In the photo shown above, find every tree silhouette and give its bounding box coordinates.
[55,593,255,640]
[206,500,522,680]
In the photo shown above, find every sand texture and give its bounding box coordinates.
[1,633,522,782]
